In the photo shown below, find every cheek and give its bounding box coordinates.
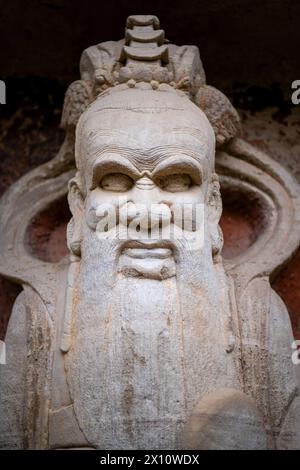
[87,188,123,206]
[169,185,204,204]
[168,186,206,232]
[84,189,121,231]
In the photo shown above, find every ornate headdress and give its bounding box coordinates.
[61,15,240,147]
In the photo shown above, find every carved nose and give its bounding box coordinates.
[119,176,171,230]
[135,175,156,191]
[120,201,171,230]
[131,176,162,206]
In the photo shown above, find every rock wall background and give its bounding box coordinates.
[0,0,299,339]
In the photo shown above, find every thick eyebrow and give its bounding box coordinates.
[91,155,141,189]
[91,152,204,190]
[151,156,203,184]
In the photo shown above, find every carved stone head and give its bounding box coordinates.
[68,83,225,280]
[64,15,240,278]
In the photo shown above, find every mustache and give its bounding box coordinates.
[81,226,213,288]
[93,226,192,257]
[87,228,204,272]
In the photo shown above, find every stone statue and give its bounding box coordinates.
[1,15,300,450]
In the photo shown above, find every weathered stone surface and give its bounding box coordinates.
[181,389,268,450]
[0,15,300,450]
[0,292,27,449]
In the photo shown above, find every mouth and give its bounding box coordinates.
[121,240,173,260]
[118,240,176,280]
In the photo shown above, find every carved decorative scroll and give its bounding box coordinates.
[218,138,300,285]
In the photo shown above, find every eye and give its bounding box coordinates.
[156,174,193,192]
[100,173,134,192]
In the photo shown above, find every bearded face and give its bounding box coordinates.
[69,84,222,275]
[65,84,237,449]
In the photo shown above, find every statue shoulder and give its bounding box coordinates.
[268,289,296,357]
[268,289,300,449]
[267,288,300,441]
[231,276,299,444]
[0,290,28,449]
[0,281,56,449]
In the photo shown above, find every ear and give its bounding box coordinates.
[67,173,84,257]
[207,173,224,260]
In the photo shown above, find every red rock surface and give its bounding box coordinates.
[26,197,70,263]
[273,249,300,340]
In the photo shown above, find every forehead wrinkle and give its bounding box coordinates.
[88,147,167,173]
[81,126,211,156]
[80,128,131,154]
[171,127,212,142]
[92,106,186,113]
[88,145,210,174]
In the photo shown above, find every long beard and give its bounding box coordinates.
[65,228,240,449]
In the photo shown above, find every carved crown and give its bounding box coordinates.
[61,15,240,148]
